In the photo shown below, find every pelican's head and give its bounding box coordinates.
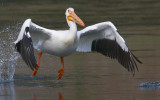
[65,7,85,27]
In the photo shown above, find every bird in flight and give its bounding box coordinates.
[14,7,142,80]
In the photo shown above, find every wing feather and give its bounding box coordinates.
[15,27,38,70]
[77,21,142,74]
[14,19,52,70]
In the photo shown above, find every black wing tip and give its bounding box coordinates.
[25,27,29,33]
[15,41,21,53]
[15,32,38,71]
[131,52,143,64]
[129,51,142,76]
[91,38,142,75]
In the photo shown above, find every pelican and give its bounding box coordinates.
[14,7,142,80]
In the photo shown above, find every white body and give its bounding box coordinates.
[33,27,78,56]
[40,30,78,56]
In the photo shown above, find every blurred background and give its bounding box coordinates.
[0,0,160,100]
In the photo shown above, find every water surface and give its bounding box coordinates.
[0,0,160,100]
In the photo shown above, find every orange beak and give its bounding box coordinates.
[67,12,85,27]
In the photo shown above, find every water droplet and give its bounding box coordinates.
[0,23,21,82]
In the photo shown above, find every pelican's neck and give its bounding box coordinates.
[67,21,77,38]
[68,21,77,32]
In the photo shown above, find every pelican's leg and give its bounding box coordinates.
[58,92,63,100]
[58,57,65,80]
[32,52,42,76]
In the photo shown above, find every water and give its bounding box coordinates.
[0,23,20,82]
[0,82,16,100]
[0,0,160,100]
[140,81,160,90]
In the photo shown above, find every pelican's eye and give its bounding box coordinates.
[68,10,71,14]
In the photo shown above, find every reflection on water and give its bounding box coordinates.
[0,82,16,100]
[0,82,64,100]
[0,0,160,100]
[58,93,64,100]
[32,92,64,100]
[32,92,63,100]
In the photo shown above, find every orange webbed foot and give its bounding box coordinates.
[57,68,64,80]
[32,63,39,76]
[32,69,38,76]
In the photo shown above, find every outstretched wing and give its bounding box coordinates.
[14,19,51,70]
[77,21,142,74]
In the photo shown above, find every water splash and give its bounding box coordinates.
[140,81,160,90]
[0,23,21,82]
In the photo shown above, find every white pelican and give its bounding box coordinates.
[14,7,142,80]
